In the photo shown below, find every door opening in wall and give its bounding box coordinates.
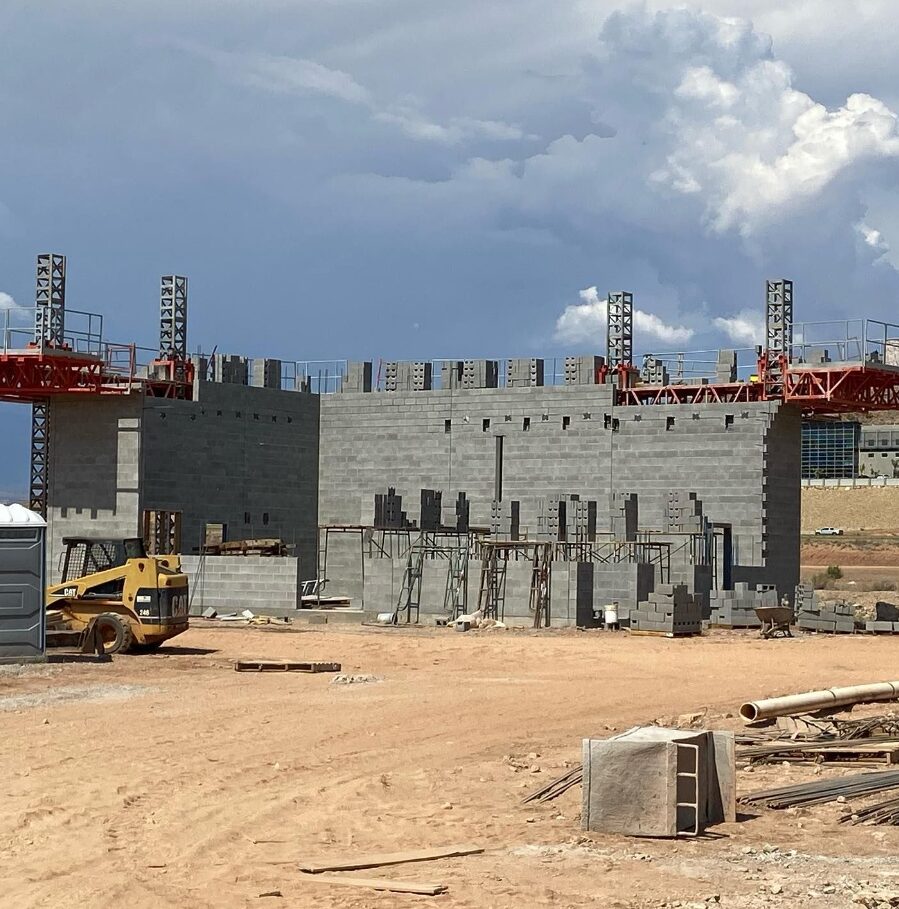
[495,435,504,502]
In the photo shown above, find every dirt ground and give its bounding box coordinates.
[802,486,899,534]
[3,622,899,909]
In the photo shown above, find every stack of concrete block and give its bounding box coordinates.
[794,583,814,613]
[564,355,604,385]
[490,500,519,539]
[190,354,212,383]
[454,492,470,533]
[709,582,777,627]
[420,489,442,531]
[374,488,414,529]
[342,361,372,393]
[213,354,249,385]
[796,594,856,634]
[506,358,544,387]
[536,497,560,540]
[251,358,282,389]
[666,491,705,533]
[610,492,638,541]
[865,601,899,634]
[565,497,597,542]
[385,361,432,391]
[462,359,498,389]
[640,355,669,386]
[671,563,714,619]
[630,584,702,635]
[715,350,737,383]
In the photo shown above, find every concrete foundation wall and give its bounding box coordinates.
[141,382,320,577]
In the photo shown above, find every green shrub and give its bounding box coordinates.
[826,565,843,580]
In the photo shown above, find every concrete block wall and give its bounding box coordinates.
[140,383,320,578]
[47,394,144,581]
[181,554,300,615]
[592,562,656,622]
[319,385,617,534]
[320,390,800,601]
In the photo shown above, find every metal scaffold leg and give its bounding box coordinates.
[29,400,49,516]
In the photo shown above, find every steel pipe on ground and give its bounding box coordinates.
[739,682,899,723]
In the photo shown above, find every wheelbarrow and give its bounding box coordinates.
[755,605,793,639]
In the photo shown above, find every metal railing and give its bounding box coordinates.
[790,318,899,367]
[1,306,104,356]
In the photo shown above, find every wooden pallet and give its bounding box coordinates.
[234,660,342,673]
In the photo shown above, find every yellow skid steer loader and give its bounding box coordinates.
[46,537,189,653]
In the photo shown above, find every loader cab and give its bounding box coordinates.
[60,537,147,595]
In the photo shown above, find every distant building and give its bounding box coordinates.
[801,420,860,479]
[859,424,899,478]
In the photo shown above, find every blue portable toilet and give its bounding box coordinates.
[0,504,47,663]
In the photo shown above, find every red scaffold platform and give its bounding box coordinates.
[0,346,193,402]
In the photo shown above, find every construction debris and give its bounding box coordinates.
[330,674,380,685]
[297,844,482,874]
[233,660,341,673]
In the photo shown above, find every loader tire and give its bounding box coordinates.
[94,613,134,655]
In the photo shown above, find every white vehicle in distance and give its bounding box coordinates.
[814,527,844,536]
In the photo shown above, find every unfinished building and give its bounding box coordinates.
[4,257,899,628]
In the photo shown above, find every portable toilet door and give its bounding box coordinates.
[0,504,47,663]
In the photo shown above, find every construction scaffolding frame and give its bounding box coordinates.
[476,540,552,627]
[395,530,475,624]
[553,539,672,583]
[607,290,634,369]
[30,253,66,516]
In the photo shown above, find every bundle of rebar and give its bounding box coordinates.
[740,769,899,809]
[840,794,899,826]
[521,766,582,804]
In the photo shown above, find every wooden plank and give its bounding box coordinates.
[301,874,447,895]
[298,844,483,874]
[234,660,342,673]
[626,629,698,638]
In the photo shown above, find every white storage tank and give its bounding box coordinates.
[0,504,47,663]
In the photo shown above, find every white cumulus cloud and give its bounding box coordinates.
[713,311,766,346]
[555,287,694,346]
[0,292,29,327]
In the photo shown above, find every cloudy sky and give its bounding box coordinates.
[2,1,899,492]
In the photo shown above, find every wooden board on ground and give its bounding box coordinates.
[234,660,342,673]
[300,595,353,608]
[809,743,899,765]
[298,844,483,874]
[301,874,447,895]
[626,629,699,639]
